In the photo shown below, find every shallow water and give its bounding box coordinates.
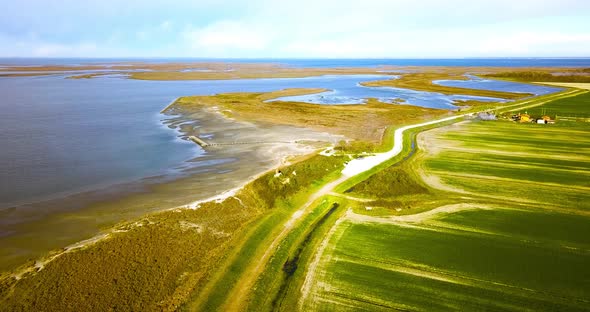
[270,75,508,107]
[0,74,354,208]
[434,75,562,95]
[0,74,560,208]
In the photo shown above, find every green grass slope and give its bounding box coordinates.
[304,91,590,311]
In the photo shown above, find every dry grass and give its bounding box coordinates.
[168,89,451,142]
[1,62,382,79]
[534,82,590,90]
[0,72,55,77]
[361,73,531,99]
[484,71,590,83]
[2,61,585,84]
[129,68,381,80]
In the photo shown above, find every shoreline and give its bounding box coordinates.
[0,102,341,275]
[6,154,292,280]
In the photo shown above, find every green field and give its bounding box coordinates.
[303,91,590,311]
[522,91,590,119]
[310,216,590,311]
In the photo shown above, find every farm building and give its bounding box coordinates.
[512,113,531,123]
[535,115,553,124]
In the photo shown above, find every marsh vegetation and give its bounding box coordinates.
[485,70,590,83]
[361,72,532,99]
[169,88,450,142]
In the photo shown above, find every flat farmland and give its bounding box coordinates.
[309,214,590,311]
[303,92,590,311]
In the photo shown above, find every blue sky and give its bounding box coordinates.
[1,0,589,58]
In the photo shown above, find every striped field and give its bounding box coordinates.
[302,91,590,311]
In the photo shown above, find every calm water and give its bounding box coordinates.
[434,75,562,95]
[270,75,507,106]
[2,57,590,68]
[0,73,559,208]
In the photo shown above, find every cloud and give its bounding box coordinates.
[183,21,275,56]
[170,0,590,58]
[0,35,99,57]
[136,31,149,41]
[474,32,590,56]
[159,21,172,31]
[0,0,589,57]
[35,43,96,57]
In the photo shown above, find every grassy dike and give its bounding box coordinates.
[183,161,347,311]
[0,152,348,311]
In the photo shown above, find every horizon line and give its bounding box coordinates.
[1,56,590,60]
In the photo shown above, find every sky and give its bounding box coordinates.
[1,0,589,58]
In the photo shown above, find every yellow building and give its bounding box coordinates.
[519,113,530,123]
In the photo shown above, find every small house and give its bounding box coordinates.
[518,114,531,123]
[536,115,553,124]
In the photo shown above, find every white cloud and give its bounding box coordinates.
[474,32,590,56]
[32,42,97,57]
[169,0,590,58]
[183,21,275,56]
[275,26,590,58]
[136,31,149,41]
[159,20,172,31]
[1,0,589,57]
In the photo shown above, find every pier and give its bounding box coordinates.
[188,136,210,147]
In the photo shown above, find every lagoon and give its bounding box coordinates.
[1,73,559,209]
